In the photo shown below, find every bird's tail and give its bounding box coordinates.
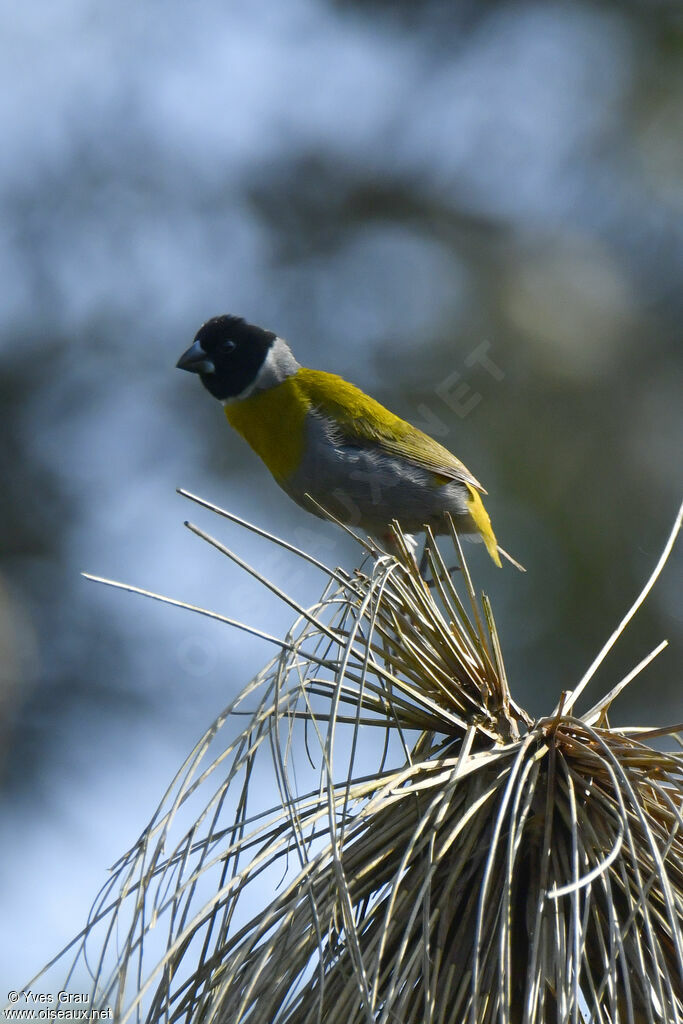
[464,484,526,571]
[464,483,502,568]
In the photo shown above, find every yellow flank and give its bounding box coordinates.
[223,375,309,482]
[465,483,501,567]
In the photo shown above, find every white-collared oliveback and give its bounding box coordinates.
[177,315,502,565]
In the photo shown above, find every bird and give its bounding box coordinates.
[177,315,515,568]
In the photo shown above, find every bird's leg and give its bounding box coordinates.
[420,537,461,588]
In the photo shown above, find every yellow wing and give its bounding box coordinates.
[296,369,485,491]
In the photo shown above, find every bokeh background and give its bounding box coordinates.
[1,0,681,992]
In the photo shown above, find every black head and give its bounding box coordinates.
[176,315,276,400]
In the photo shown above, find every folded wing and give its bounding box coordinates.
[297,369,485,490]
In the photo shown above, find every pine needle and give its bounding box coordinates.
[19,495,682,1024]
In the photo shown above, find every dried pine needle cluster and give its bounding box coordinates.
[26,493,682,1023]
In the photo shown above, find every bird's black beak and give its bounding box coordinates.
[176,340,215,374]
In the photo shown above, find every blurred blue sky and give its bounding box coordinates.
[1,0,681,993]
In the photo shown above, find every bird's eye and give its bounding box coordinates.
[221,339,236,353]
